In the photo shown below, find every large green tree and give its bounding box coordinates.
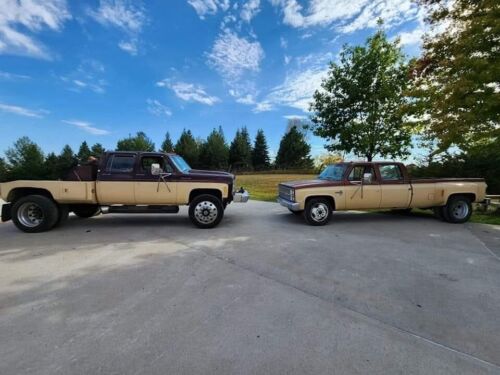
[161,132,175,153]
[275,126,313,169]
[77,141,91,163]
[311,26,412,161]
[0,157,8,182]
[116,131,155,151]
[200,127,229,170]
[175,129,200,167]
[90,143,105,157]
[229,127,252,171]
[409,0,499,151]
[4,137,46,180]
[251,129,270,171]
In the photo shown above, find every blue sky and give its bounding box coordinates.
[0,0,426,160]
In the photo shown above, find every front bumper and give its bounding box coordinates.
[233,190,250,203]
[277,197,301,211]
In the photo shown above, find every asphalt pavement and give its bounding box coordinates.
[1,200,499,375]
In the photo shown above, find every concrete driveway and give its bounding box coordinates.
[1,200,499,375]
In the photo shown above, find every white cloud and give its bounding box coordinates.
[0,103,48,118]
[60,59,107,94]
[0,0,70,59]
[88,0,146,55]
[187,0,230,19]
[397,26,425,46]
[270,0,418,33]
[284,114,307,120]
[157,80,220,106]
[265,65,328,111]
[280,36,288,49]
[208,30,264,80]
[240,0,260,23]
[235,94,256,105]
[62,120,110,135]
[147,99,172,117]
[253,101,273,113]
[0,70,30,80]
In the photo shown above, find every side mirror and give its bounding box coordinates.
[362,173,372,184]
[151,163,162,176]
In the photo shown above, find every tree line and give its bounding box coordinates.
[0,124,314,182]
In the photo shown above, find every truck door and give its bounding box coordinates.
[343,164,381,209]
[134,155,177,204]
[377,163,411,208]
[96,154,136,204]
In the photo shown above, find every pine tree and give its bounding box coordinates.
[161,132,174,153]
[5,137,45,180]
[175,129,200,167]
[116,132,155,151]
[251,129,270,171]
[56,145,77,178]
[0,157,8,182]
[229,127,252,171]
[77,141,91,163]
[90,143,105,157]
[275,126,313,169]
[200,127,229,170]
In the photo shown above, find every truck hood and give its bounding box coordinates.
[281,179,343,189]
[185,169,234,182]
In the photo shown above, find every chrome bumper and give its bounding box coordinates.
[277,197,301,211]
[233,190,250,203]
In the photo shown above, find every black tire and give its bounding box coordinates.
[289,208,303,215]
[54,204,69,227]
[11,195,59,233]
[72,204,100,218]
[303,198,332,226]
[189,194,224,229]
[443,195,472,224]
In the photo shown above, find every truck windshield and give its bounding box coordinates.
[318,164,346,181]
[170,155,191,173]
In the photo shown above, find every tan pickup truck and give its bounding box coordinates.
[278,162,487,226]
[0,151,248,232]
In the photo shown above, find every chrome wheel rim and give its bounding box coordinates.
[451,200,469,219]
[194,201,218,224]
[17,202,44,228]
[310,203,329,222]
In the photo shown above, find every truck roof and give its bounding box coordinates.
[103,151,178,156]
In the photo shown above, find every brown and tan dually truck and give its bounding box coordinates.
[278,161,487,226]
[0,151,249,232]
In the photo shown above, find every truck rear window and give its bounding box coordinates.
[106,155,135,173]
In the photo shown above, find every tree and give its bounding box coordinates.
[310,25,412,161]
[229,127,252,171]
[409,0,499,152]
[175,129,200,167]
[4,137,45,180]
[77,141,91,163]
[315,153,344,171]
[275,126,314,169]
[199,127,229,170]
[90,143,105,157]
[0,157,8,182]
[251,129,270,171]
[116,131,155,151]
[43,152,59,180]
[57,145,77,176]
[161,132,174,153]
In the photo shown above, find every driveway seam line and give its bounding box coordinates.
[466,224,500,261]
[180,241,500,371]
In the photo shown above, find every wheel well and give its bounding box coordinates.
[189,189,222,203]
[305,195,335,210]
[7,188,54,203]
[447,193,475,204]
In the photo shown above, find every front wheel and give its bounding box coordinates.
[189,194,224,228]
[304,198,332,226]
[443,196,472,223]
[12,195,59,233]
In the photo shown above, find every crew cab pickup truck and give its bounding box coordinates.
[0,151,249,232]
[278,161,486,226]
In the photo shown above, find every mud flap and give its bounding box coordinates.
[1,203,12,222]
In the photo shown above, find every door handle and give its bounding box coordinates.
[335,191,343,195]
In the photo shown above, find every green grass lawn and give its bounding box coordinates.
[236,174,500,225]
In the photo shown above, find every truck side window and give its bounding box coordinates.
[140,157,174,174]
[107,155,135,173]
[348,166,375,182]
[379,164,403,180]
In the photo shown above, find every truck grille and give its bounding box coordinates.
[279,184,293,201]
